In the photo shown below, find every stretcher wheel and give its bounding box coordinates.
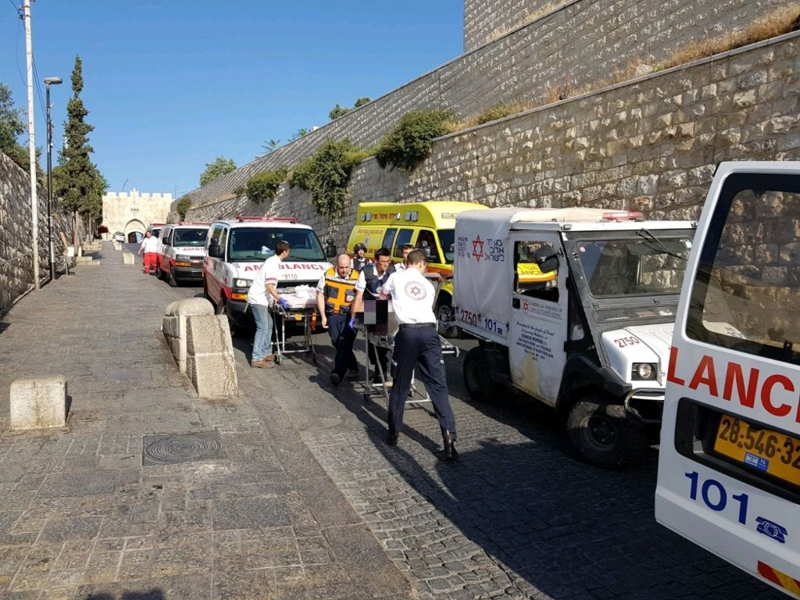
[274,355,283,365]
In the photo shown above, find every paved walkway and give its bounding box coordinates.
[0,242,784,600]
[0,243,408,600]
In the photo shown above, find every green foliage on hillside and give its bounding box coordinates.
[245,167,288,204]
[289,139,368,219]
[375,109,454,172]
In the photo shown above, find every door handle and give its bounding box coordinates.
[512,298,520,309]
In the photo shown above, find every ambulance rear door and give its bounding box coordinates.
[508,229,568,406]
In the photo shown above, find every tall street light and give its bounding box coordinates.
[44,76,62,281]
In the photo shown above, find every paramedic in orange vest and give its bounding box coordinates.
[317,253,365,385]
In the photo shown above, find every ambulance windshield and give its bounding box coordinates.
[228,227,325,262]
[575,232,692,298]
[173,228,208,247]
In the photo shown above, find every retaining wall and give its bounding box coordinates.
[183,0,795,211]
[187,34,800,248]
[0,153,79,314]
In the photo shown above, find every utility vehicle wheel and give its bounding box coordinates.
[463,346,493,403]
[566,399,646,468]
[436,302,459,338]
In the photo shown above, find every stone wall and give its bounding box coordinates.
[102,189,173,238]
[0,153,79,314]
[464,0,566,52]
[187,33,800,250]
[184,0,796,211]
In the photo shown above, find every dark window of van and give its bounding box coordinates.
[393,229,413,258]
[381,228,397,252]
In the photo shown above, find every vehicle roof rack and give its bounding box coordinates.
[235,216,298,223]
[176,221,210,226]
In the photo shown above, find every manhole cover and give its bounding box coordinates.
[142,431,225,466]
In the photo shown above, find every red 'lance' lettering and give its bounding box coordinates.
[668,346,800,423]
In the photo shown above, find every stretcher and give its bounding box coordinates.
[357,299,460,406]
[269,286,318,365]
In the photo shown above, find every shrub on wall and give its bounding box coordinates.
[375,109,455,172]
[176,196,192,220]
[289,139,368,220]
[245,167,288,204]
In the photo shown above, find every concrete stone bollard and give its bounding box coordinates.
[123,252,135,265]
[113,241,122,251]
[162,298,215,374]
[162,299,237,398]
[186,315,239,399]
[10,376,67,430]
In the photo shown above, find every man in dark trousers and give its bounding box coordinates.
[381,249,457,460]
[317,253,365,385]
[354,247,395,382]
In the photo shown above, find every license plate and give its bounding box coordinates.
[714,415,800,487]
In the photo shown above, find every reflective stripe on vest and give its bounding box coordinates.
[323,267,359,314]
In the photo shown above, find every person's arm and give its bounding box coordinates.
[266,282,280,303]
[352,271,366,315]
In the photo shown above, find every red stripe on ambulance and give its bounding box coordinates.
[668,346,799,422]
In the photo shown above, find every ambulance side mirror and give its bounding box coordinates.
[325,240,337,258]
[208,241,222,258]
[533,246,559,273]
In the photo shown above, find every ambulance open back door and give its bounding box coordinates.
[656,161,800,597]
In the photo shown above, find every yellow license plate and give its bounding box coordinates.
[714,415,800,487]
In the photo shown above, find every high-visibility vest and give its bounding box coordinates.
[323,267,359,314]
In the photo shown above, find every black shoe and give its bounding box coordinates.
[330,372,341,385]
[440,428,458,462]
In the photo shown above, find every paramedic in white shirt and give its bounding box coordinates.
[137,231,160,274]
[381,249,457,461]
[247,240,290,368]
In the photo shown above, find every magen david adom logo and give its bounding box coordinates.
[404,281,427,301]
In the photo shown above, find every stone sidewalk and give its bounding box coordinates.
[0,243,409,600]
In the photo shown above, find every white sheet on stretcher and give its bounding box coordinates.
[279,285,318,310]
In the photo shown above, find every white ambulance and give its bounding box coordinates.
[454,207,695,467]
[156,222,209,286]
[656,162,800,597]
[203,217,332,329]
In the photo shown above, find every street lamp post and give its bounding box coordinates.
[44,76,62,281]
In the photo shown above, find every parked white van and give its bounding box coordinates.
[454,207,695,467]
[203,217,332,329]
[156,222,210,286]
[656,162,800,597]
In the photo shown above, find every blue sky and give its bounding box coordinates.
[1,1,463,198]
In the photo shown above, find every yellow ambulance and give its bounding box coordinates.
[347,201,486,336]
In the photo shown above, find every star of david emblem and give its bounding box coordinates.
[404,281,427,300]
[472,235,485,262]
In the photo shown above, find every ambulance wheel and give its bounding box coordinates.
[167,269,177,287]
[436,303,459,338]
[566,399,646,468]
[463,346,493,403]
[155,266,163,280]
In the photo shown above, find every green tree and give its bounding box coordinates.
[329,104,350,120]
[176,195,192,219]
[290,128,310,141]
[53,56,107,244]
[261,138,280,154]
[0,83,24,156]
[375,109,454,171]
[199,156,236,186]
[353,97,371,108]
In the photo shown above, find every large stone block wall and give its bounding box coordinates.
[464,0,563,52]
[187,34,800,251]
[0,153,78,314]
[184,0,795,211]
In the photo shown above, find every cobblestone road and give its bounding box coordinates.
[0,243,409,600]
[0,243,786,600]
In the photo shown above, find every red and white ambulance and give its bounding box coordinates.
[656,161,800,597]
[202,217,332,329]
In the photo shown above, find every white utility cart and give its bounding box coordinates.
[453,207,695,467]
